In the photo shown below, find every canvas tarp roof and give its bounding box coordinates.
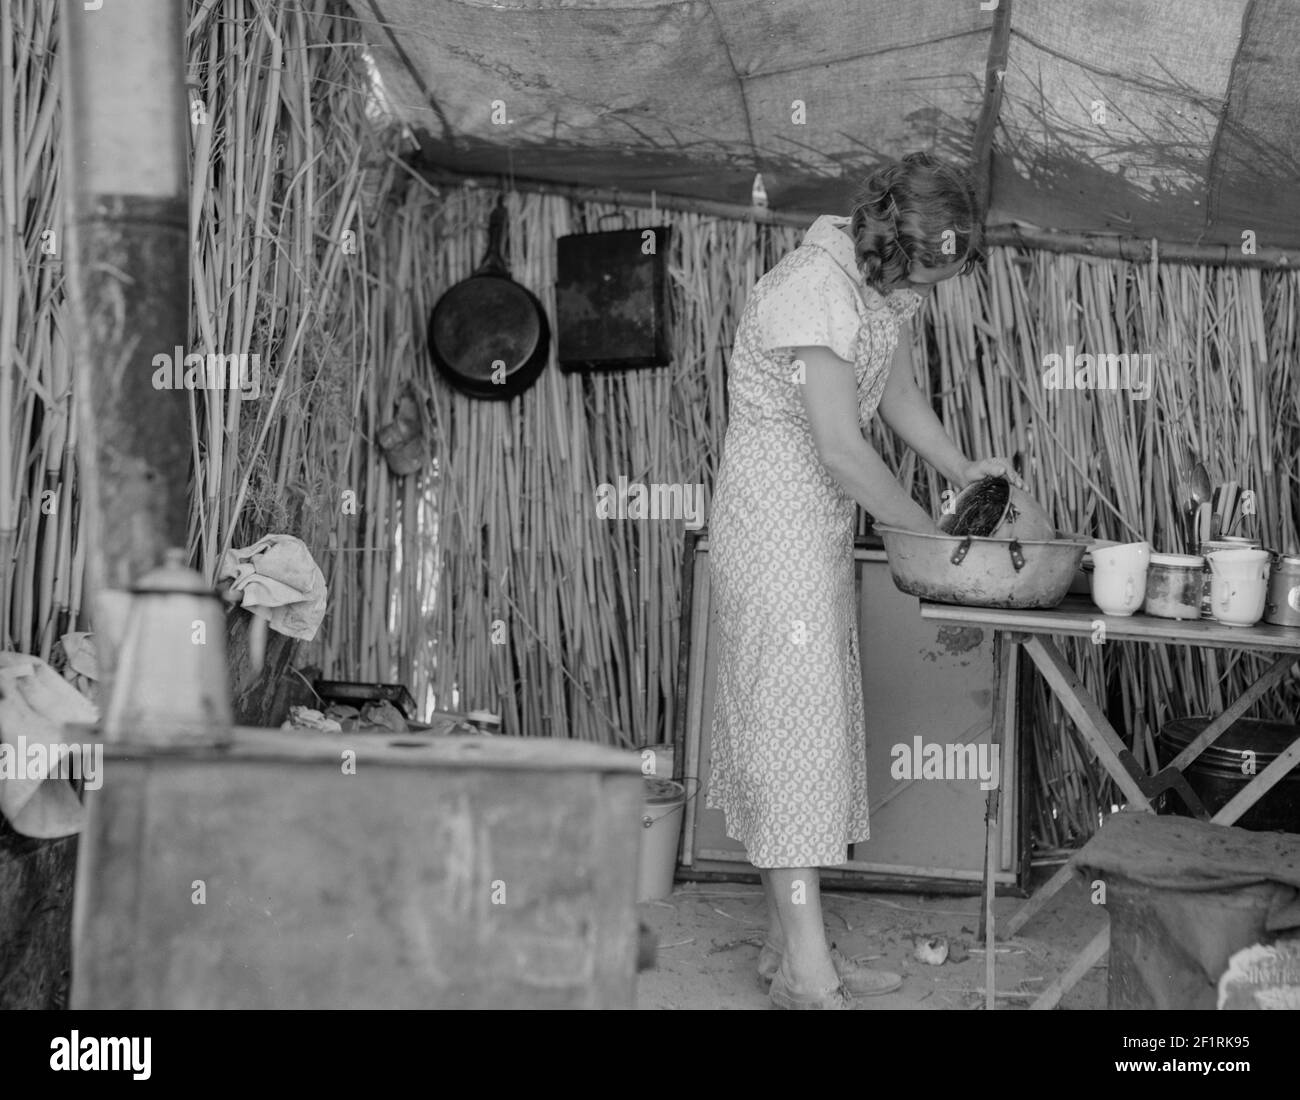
[348,0,1300,249]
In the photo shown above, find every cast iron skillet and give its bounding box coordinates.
[427,196,550,400]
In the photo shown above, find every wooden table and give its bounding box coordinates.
[918,596,1300,1010]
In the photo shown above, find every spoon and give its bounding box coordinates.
[1189,461,1212,548]
[1176,467,1196,554]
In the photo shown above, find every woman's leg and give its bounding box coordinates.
[766,867,838,992]
[756,869,784,979]
[758,869,783,947]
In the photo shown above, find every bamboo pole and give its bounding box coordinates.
[407,163,1300,267]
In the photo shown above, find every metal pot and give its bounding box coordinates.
[875,526,1090,609]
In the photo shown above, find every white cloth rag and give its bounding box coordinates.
[0,652,99,838]
[217,534,327,641]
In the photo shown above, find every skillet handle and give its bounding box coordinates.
[476,196,510,275]
[1008,540,1026,572]
[950,537,973,566]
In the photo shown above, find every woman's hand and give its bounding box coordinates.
[958,456,1026,491]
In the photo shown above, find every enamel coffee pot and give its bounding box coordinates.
[101,547,234,745]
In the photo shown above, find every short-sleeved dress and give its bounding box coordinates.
[705,215,924,869]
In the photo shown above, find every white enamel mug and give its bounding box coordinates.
[1090,541,1150,616]
[1207,549,1270,625]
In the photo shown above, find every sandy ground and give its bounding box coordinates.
[634,867,1106,1010]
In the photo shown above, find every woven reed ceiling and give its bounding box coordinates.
[350,0,1300,248]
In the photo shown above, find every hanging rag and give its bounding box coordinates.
[217,534,327,642]
[0,652,99,838]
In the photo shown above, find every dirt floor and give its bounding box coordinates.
[635,865,1106,1010]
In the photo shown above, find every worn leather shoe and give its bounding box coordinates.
[768,971,852,1010]
[758,942,903,997]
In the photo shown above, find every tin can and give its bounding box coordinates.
[1264,556,1300,627]
[1200,538,1261,618]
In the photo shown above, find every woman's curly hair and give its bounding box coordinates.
[850,152,981,292]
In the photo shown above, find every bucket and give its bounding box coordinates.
[1156,717,1300,833]
[638,778,686,901]
[635,742,675,779]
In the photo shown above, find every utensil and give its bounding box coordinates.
[875,526,1089,609]
[427,194,551,400]
[1211,485,1225,541]
[1190,461,1212,511]
[1222,480,1240,535]
[1197,502,1212,544]
[1176,475,1197,554]
[1190,461,1213,544]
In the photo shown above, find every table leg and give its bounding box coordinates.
[1021,636,1155,810]
[1006,636,1149,1008]
[981,633,1016,1009]
[1029,927,1109,1011]
[983,784,999,1011]
[1004,861,1074,937]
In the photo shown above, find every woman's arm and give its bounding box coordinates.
[877,337,1027,490]
[794,346,939,533]
[875,336,971,485]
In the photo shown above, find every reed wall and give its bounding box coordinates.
[4,1,1300,849]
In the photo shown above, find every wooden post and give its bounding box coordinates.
[58,0,191,694]
[970,0,1013,222]
[981,632,1012,1009]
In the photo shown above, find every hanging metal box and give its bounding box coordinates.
[555,227,672,370]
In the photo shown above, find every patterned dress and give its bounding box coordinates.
[705,215,924,869]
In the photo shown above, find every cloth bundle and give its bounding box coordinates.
[0,652,99,838]
[217,534,327,641]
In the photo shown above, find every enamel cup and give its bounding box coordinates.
[1090,541,1150,616]
[1206,549,1270,626]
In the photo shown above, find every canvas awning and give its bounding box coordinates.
[348,0,1300,250]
